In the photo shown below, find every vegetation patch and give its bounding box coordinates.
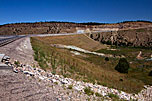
[14,60,20,66]
[84,87,94,96]
[67,85,73,89]
[108,93,119,100]
[95,92,102,97]
[115,58,130,73]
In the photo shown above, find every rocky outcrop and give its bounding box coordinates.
[90,27,152,48]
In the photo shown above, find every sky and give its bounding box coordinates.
[0,0,152,25]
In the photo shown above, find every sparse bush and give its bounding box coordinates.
[67,85,73,89]
[101,82,107,86]
[52,71,56,75]
[97,81,101,85]
[54,82,58,85]
[14,60,20,66]
[108,93,119,99]
[95,92,102,97]
[84,87,94,96]
[119,78,123,82]
[105,57,109,61]
[115,58,130,73]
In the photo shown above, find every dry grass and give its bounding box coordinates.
[31,37,146,93]
[35,34,107,51]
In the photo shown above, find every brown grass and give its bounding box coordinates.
[35,34,107,51]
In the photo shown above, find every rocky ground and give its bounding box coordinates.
[0,69,98,101]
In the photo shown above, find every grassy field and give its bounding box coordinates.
[31,35,152,93]
[96,46,152,85]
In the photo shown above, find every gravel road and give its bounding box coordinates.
[0,37,37,66]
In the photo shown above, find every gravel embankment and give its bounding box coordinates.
[1,61,152,101]
[0,68,99,101]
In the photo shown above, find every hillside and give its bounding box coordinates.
[0,22,85,35]
[35,34,107,51]
[30,34,152,94]
[0,21,152,35]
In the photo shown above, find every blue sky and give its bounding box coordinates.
[0,0,152,25]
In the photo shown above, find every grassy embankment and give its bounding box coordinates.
[96,46,152,86]
[31,34,152,93]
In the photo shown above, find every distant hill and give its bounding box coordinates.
[0,21,152,35]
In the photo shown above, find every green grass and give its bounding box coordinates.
[14,60,20,66]
[108,93,120,100]
[31,37,152,93]
[67,85,73,89]
[95,92,102,97]
[84,87,94,96]
[95,47,152,86]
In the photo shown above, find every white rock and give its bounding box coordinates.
[39,76,45,80]
[52,79,57,83]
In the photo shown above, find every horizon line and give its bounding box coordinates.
[0,20,152,26]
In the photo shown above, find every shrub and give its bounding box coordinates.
[108,93,119,99]
[148,71,152,76]
[14,60,20,66]
[84,87,94,96]
[67,85,73,89]
[52,71,56,75]
[115,58,130,73]
[54,82,58,85]
[95,92,102,97]
[105,57,109,61]
[119,78,123,82]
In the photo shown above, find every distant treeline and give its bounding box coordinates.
[1,20,152,26]
[80,22,107,25]
[118,20,152,24]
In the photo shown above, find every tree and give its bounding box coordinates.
[115,58,130,73]
[105,57,109,61]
